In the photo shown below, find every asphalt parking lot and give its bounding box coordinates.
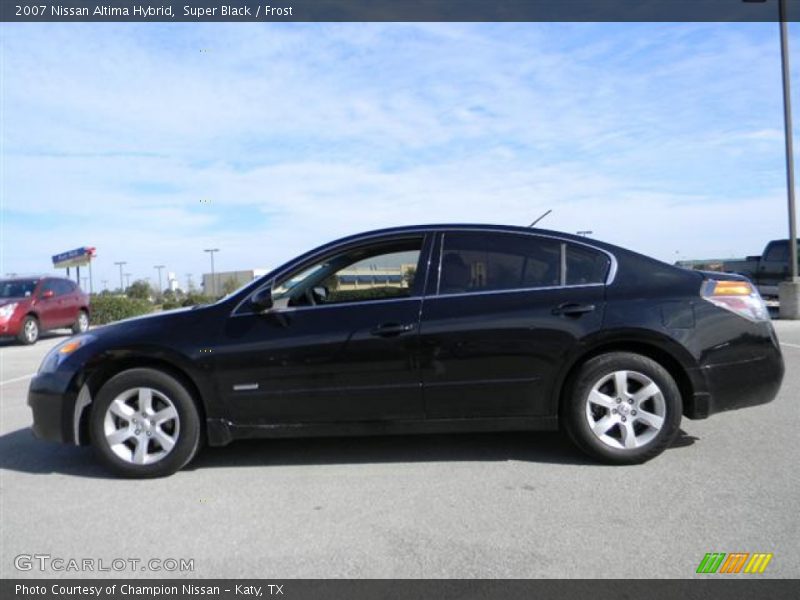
[1,324,798,579]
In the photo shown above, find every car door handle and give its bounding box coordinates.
[552,303,596,317]
[370,323,416,337]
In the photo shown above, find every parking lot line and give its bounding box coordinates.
[780,342,800,349]
[0,373,35,386]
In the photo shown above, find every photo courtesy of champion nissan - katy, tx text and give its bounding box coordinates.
[27,224,784,477]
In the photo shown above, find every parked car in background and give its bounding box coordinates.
[0,276,90,344]
[721,239,800,298]
[28,225,784,477]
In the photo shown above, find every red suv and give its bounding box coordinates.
[0,277,90,345]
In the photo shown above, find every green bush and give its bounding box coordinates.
[160,299,183,311]
[89,295,153,325]
[181,292,213,307]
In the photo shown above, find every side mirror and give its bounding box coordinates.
[41,290,55,299]
[251,287,273,312]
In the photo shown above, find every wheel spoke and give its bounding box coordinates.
[636,410,664,431]
[153,428,176,452]
[633,382,660,405]
[106,428,133,446]
[138,388,154,414]
[588,390,616,409]
[620,422,638,448]
[132,438,149,464]
[152,406,178,425]
[592,415,616,436]
[109,398,135,419]
[614,371,628,397]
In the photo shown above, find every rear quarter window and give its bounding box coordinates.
[566,244,611,285]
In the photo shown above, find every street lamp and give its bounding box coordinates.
[576,230,593,237]
[113,261,127,292]
[154,265,165,295]
[204,248,219,296]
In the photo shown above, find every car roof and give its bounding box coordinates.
[332,223,600,244]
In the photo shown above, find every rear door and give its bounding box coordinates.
[419,231,610,419]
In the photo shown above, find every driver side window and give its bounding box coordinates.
[272,238,423,308]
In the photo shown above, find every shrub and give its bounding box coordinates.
[89,295,153,325]
[125,279,152,301]
[181,292,213,307]
[160,299,183,311]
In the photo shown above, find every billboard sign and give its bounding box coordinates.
[52,246,96,269]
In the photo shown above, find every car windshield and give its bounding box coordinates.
[0,279,38,298]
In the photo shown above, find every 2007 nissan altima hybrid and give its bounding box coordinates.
[28,225,785,477]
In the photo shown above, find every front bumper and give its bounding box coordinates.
[27,372,80,444]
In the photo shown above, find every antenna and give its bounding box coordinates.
[529,209,552,228]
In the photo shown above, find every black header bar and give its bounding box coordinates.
[2,0,800,23]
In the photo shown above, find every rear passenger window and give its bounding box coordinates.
[439,232,561,295]
[566,244,610,285]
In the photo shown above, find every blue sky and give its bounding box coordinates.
[2,22,799,290]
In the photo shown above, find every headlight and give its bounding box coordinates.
[38,334,96,373]
[0,303,18,319]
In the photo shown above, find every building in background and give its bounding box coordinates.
[202,269,270,296]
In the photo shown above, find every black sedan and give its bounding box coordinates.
[28,225,784,477]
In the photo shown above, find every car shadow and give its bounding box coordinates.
[0,427,699,478]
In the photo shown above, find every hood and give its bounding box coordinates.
[0,297,26,305]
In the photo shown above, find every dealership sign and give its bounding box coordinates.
[52,246,96,269]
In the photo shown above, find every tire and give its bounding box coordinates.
[17,315,40,345]
[71,309,89,334]
[90,368,202,478]
[561,352,682,464]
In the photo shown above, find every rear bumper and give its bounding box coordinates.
[685,345,784,419]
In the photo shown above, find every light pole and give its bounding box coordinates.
[204,248,219,296]
[778,0,800,318]
[748,0,799,318]
[154,265,165,296]
[101,279,108,291]
[114,261,127,293]
[124,273,132,289]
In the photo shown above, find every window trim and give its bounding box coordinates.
[435,230,615,297]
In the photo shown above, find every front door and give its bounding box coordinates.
[216,235,431,425]
[35,280,61,330]
[419,231,609,419]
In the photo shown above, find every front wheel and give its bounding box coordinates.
[90,368,202,478]
[17,315,40,345]
[561,352,682,464]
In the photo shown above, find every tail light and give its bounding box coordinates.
[701,279,769,322]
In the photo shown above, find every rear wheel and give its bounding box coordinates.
[17,315,40,345]
[561,352,682,464]
[90,368,201,478]
[71,309,89,334]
